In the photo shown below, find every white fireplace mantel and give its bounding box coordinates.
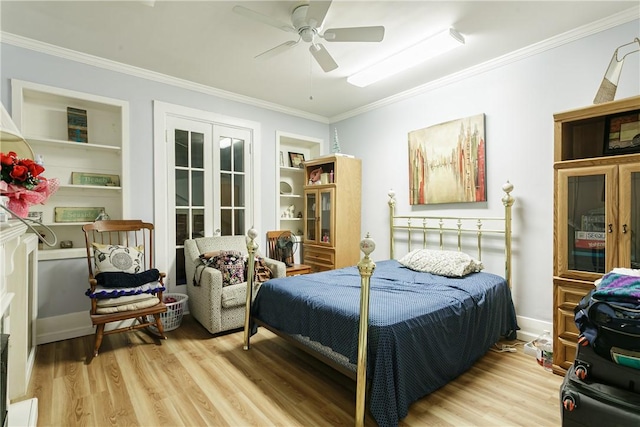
[1,220,38,427]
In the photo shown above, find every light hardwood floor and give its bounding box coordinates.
[20,315,564,426]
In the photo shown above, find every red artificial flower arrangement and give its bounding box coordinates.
[0,151,59,218]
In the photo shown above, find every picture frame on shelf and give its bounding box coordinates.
[54,207,104,223]
[289,152,305,169]
[71,172,120,186]
[603,109,640,156]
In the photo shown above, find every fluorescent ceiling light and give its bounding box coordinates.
[347,28,465,88]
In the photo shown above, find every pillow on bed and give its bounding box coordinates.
[398,249,483,277]
[211,250,246,286]
[93,243,144,274]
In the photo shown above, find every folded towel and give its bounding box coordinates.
[86,281,165,299]
[593,272,640,304]
[96,293,157,308]
[95,269,160,288]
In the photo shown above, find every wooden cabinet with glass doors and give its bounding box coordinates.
[553,96,640,375]
[303,155,361,272]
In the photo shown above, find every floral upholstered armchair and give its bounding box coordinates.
[184,235,286,335]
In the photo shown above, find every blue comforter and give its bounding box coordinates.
[252,260,518,427]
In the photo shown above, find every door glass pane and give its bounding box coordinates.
[176,169,188,206]
[567,175,606,273]
[175,129,188,167]
[321,191,331,243]
[306,192,316,241]
[220,137,232,171]
[192,209,205,239]
[221,173,231,206]
[176,210,188,245]
[234,175,245,207]
[192,170,204,207]
[233,138,245,172]
[221,209,232,235]
[175,247,186,286]
[631,171,640,269]
[234,209,245,235]
[191,132,204,168]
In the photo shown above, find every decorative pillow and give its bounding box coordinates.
[250,256,273,283]
[211,250,246,286]
[398,249,483,277]
[93,243,144,274]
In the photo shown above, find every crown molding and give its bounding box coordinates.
[329,6,640,123]
[0,32,330,124]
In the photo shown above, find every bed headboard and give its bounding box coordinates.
[388,181,515,287]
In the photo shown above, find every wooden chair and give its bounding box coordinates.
[266,230,312,276]
[82,220,167,356]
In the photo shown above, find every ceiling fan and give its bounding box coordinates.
[232,0,385,72]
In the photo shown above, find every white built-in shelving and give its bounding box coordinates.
[276,132,321,238]
[11,80,129,260]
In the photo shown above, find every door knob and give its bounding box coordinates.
[623,224,628,234]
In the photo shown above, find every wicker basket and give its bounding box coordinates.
[149,293,188,332]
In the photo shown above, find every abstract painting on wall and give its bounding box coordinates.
[408,114,486,205]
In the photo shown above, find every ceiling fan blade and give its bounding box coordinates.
[322,26,385,42]
[232,5,296,33]
[309,43,338,72]
[255,40,298,61]
[306,0,332,29]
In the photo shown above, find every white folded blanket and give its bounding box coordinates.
[95,298,161,314]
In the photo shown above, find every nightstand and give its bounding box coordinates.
[286,264,312,276]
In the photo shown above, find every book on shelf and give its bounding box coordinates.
[575,239,605,250]
[67,107,88,142]
[575,230,605,250]
[575,231,605,240]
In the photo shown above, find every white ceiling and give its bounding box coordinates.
[1,1,638,120]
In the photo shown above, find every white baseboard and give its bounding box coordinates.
[35,307,192,345]
[36,312,145,345]
[36,312,93,345]
[516,315,552,343]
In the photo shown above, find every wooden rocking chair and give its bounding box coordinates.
[82,220,167,356]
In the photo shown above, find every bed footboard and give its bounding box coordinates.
[243,228,377,427]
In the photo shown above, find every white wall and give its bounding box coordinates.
[334,20,639,328]
[1,19,638,342]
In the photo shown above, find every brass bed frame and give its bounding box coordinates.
[243,181,515,427]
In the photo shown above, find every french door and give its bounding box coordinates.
[154,102,260,290]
